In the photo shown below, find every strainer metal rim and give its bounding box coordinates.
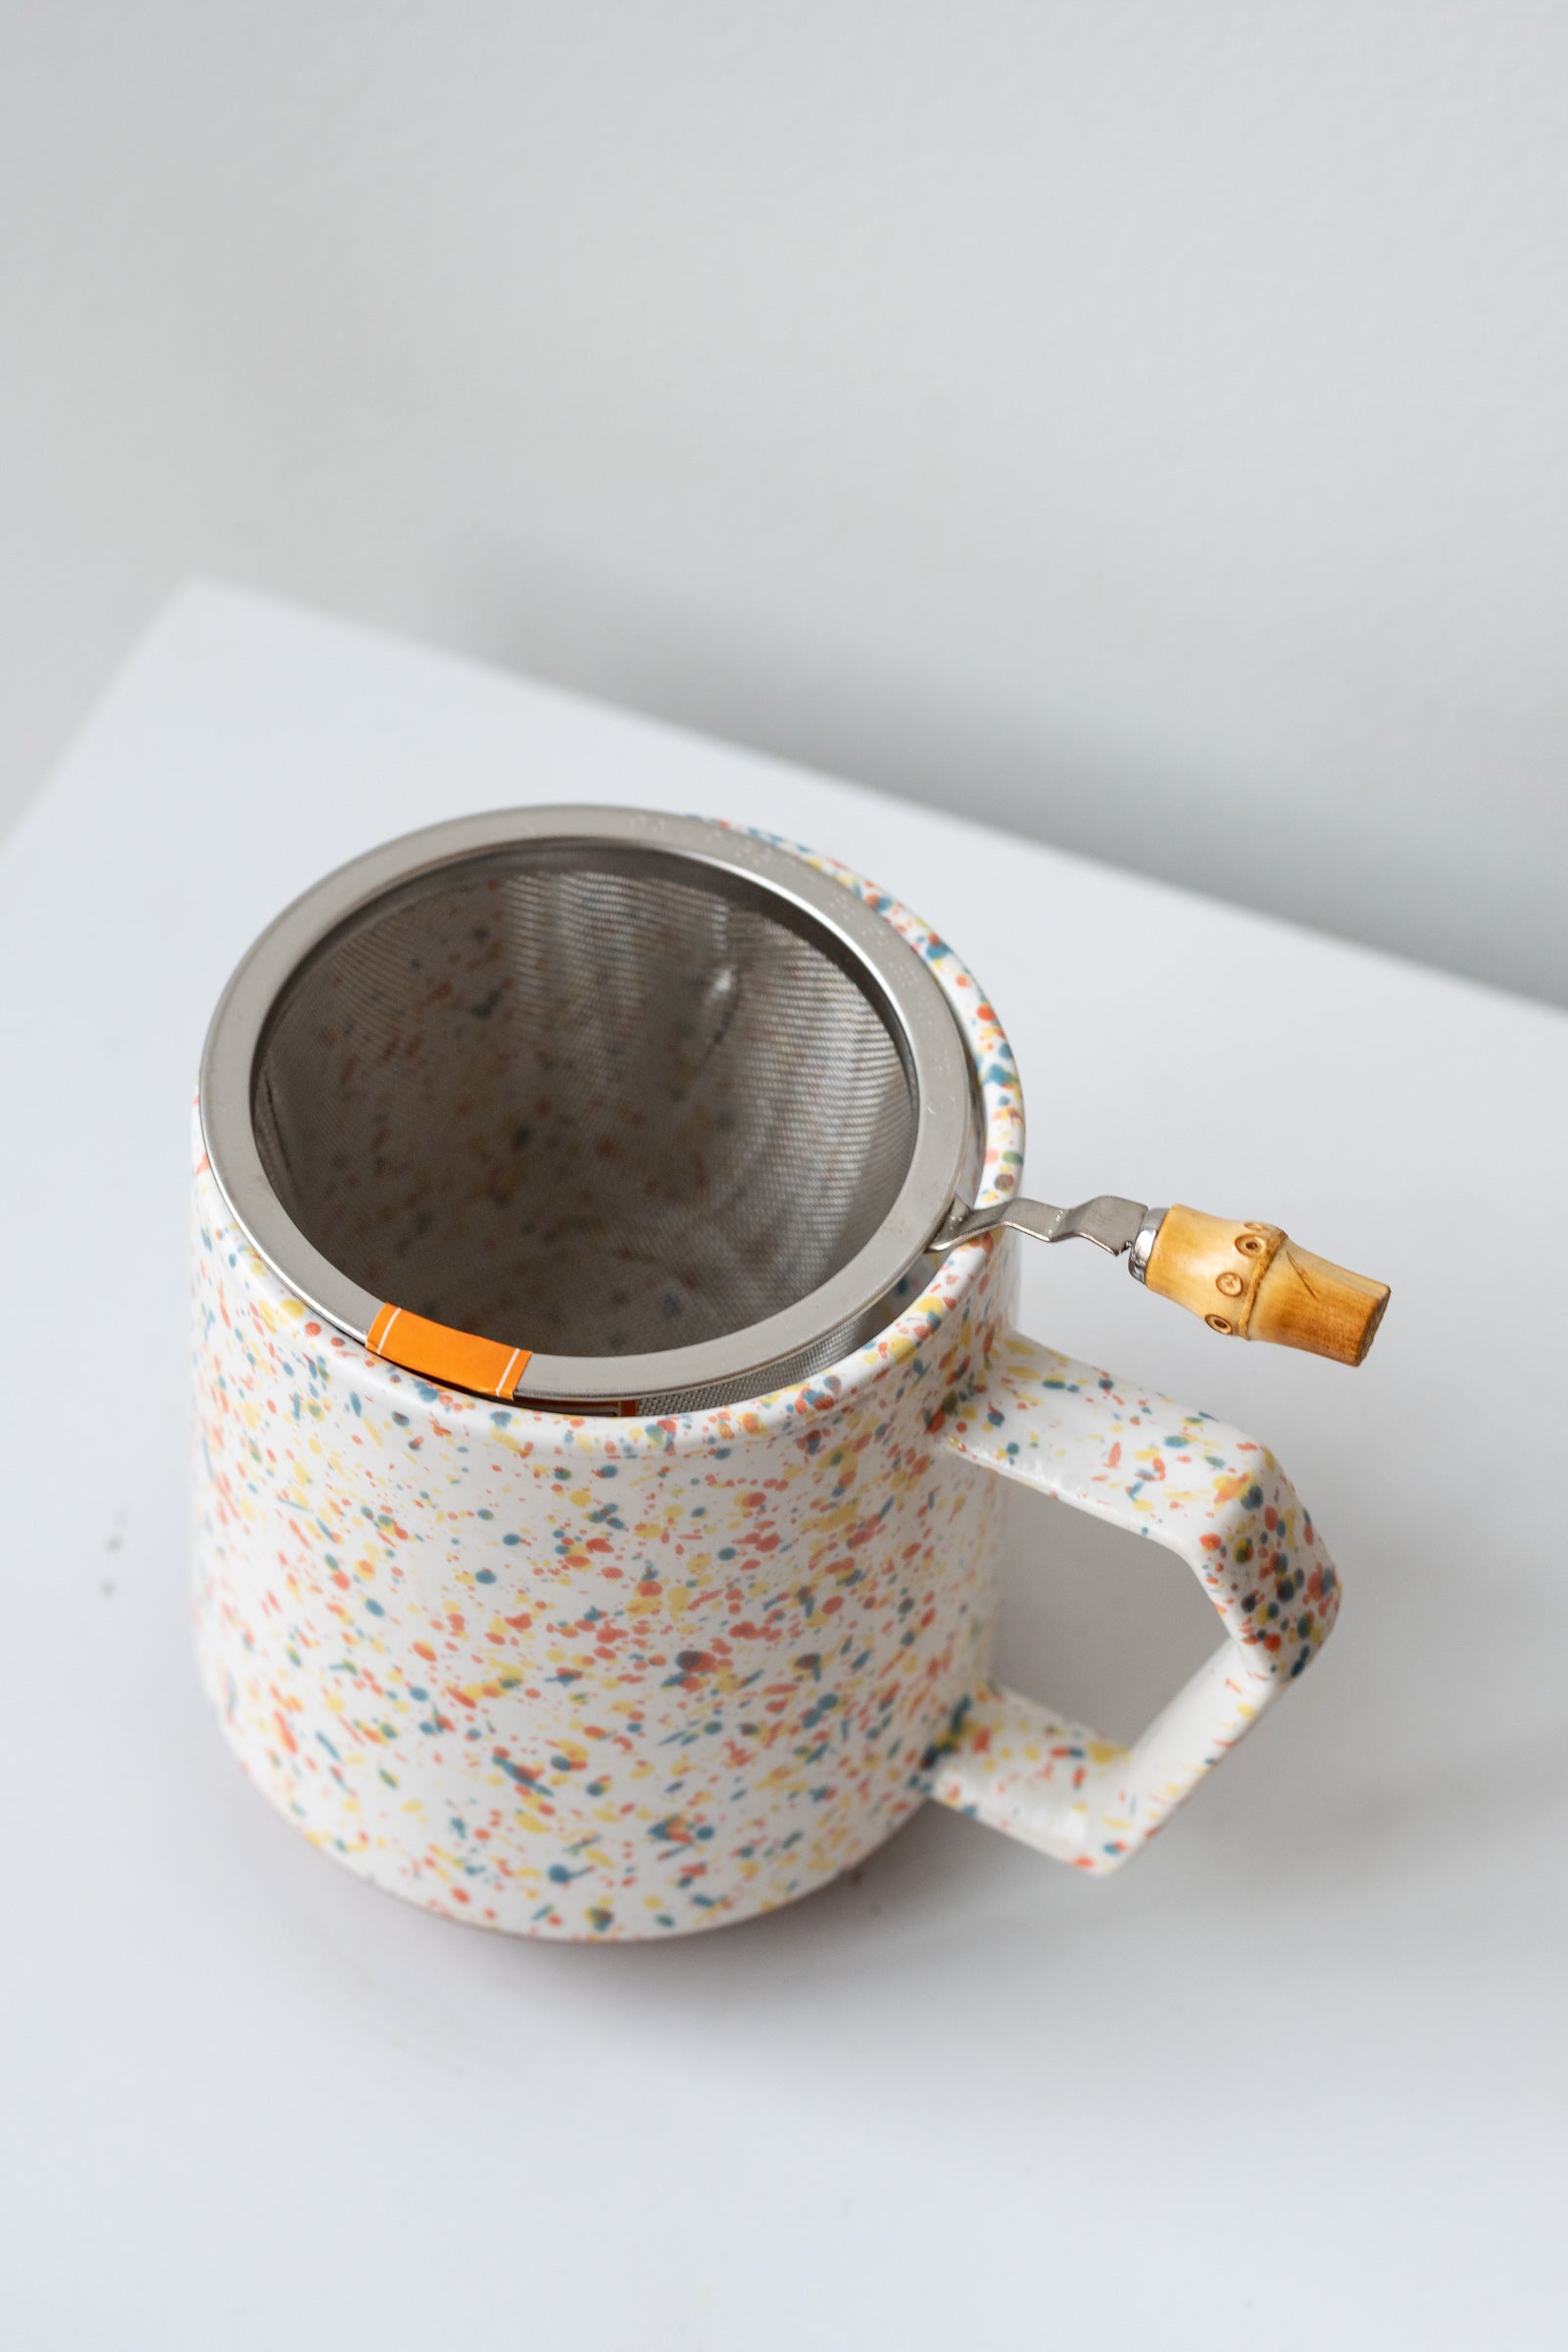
[199,807,976,1403]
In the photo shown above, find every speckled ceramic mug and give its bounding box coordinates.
[192,835,1338,1938]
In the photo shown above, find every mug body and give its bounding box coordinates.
[191,841,1027,1939]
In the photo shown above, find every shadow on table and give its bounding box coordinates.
[469,1477,1534,1995]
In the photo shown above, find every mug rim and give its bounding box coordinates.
[197,825,1026,1454]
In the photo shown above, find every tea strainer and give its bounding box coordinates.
[200,808,1388,1411]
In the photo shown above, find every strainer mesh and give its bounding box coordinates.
[252,847,920,1378]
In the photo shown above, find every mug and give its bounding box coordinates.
[191,832,1337,1937]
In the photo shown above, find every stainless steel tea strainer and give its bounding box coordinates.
[200,808,1388,1411]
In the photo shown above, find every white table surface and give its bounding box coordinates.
[3,584,1564,2350]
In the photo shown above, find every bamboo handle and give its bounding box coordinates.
[1144,1205,1390,1366]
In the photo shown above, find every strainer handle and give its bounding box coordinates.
[926,1329,1341,1874]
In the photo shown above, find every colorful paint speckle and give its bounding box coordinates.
[191,832,1338,1933]
[931,1329,1338,1869]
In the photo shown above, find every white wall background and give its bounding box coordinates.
[4,2,1565,1002]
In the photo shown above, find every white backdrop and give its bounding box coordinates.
[3,3,1565,1002]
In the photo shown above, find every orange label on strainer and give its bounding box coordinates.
[367,1303,531,1400]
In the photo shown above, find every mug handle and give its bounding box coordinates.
[926,1329,1342,1873]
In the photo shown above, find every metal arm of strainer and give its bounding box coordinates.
[929,1195,1390,1368]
